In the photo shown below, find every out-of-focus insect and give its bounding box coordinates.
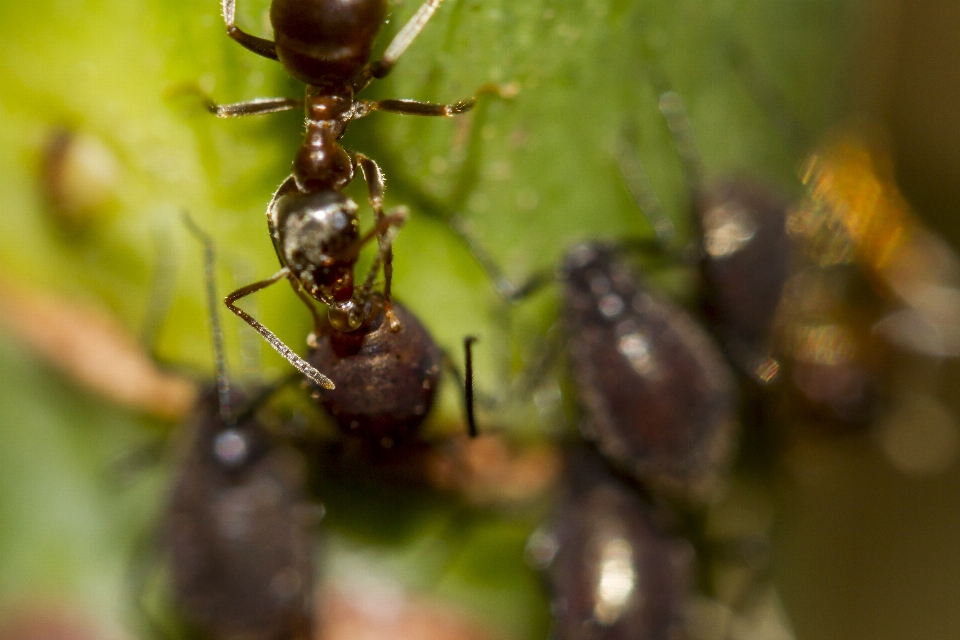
[449,227,739,503]
[526,448,694,640]
[618,91,793,387]
[197,0,488,390]
[163,216,318,640]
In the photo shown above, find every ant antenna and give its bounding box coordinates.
[658,91,706,197]
[373,0,446,78]
[182,212,233,425]
[463,336,479,438]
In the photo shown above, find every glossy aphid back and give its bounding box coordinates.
[306,295,443,445]
[271,0,388,87]
[561,242,738,502]
[696,178,792,378]
[166,392,315,640]
[533,450,693,640]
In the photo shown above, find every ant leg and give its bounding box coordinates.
[351,83,512,119]
[354,153,401,329]
[168,85,303,117]
[225,268,336,389]
[208,97,303,118]
[356,97,476,118]
[221,0,278,60]
[353,208,409,323]
[463,336,479,437]
[369,0,446,79]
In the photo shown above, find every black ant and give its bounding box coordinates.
[163,215,317,640]
[200,0,485,390]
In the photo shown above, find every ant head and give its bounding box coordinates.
[274,190,361,301]
[271,0,388,87]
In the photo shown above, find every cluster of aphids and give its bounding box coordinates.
[122,0,960,639]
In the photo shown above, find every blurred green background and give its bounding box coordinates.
[0,0,959,638]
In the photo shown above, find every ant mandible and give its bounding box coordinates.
[208,0,481,390]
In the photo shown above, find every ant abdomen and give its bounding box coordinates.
[561,242,738,502]
[270,0,387,87]
[306,294,443,445]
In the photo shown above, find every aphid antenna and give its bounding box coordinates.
[139,223,179,359]
[182,211,233,425]
[616,121,678,249]
[658,90,707,199]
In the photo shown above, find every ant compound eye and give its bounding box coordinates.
[328,300,364,332]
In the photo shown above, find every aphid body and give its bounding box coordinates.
[166,390,315,640]
[531,450,693,640]
[561,242,738,501]
[306,293,443,446]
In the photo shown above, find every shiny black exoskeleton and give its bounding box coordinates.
[214,0,480,389]
[561,242,738,502]
[693,179,792,381]
[166,390,315,640]
[529,450,693,640]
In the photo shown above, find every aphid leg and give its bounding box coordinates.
[440,338,481,438]
[354,153,401,330]
[225,268,336,390]
[221,0,278,60]
[463,336,479,437]
[616,122,678,248]
[448,215,552,303]
[658,91,706,196]
[368,0,446,79]
[139,224,178,361]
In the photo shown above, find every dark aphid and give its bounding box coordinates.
[305,293,443,447]
[165,390,315,640]
[622,92,793,385]
[206,0,486,390]
[528,449,694,640]
[165,215,316,640]
[694,178,792,382]
[561,242,738,502]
